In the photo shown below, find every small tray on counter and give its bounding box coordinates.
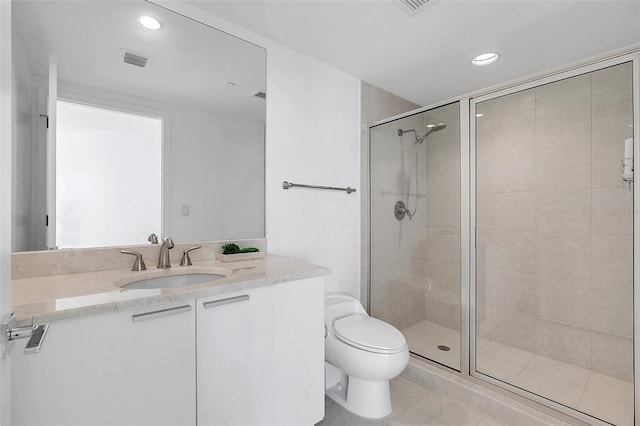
[215,252,266,262]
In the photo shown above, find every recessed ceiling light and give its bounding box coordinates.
[476,113,484,117]
[138,15,161,30]
[472,52,499,66]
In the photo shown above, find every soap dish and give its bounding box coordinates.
[215,252,265,262]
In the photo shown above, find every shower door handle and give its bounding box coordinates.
[474,227,477,249]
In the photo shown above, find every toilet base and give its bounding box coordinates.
[326,376,392,419]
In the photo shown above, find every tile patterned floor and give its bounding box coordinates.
[402,320,634,426]
[317,376,504,426]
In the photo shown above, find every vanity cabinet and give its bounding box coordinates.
[196,278,325,426]
[12,301,196,426]
[11,277,325,426]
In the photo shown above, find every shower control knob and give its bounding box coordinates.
[394,201,411,221]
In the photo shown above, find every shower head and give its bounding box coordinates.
[428,123,447,132]
[418,123,447,143]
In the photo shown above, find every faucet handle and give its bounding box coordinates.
[180,246,202,266]
[147,233,158,244]
[120,250,147,271]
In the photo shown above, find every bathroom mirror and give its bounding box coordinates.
[11,0,266,252]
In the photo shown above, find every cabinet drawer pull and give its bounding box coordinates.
[203,294,250,309]
[132,305,192,323]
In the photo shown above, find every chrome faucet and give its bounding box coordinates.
[157,237,174,269]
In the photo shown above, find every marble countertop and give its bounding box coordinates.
[13,255,331,327]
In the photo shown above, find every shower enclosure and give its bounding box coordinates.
[368,56,638,425]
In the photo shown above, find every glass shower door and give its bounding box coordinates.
[370,102,461,370]
[474,62,634,425]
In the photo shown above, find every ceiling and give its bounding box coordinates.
[187,0,640,107]
[13,1,266,122]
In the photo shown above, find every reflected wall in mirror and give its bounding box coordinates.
[11,0,266,252]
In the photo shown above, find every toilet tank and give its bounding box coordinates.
[325,293,367,325]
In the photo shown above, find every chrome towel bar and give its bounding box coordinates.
[282,181,356,194]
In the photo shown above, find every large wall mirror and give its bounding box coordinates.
[11,0,266,252]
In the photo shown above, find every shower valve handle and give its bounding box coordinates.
[394,201,412,221]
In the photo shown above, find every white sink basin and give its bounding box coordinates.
[122,273,226,290]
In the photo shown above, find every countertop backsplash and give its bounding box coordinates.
[12,238,267,279]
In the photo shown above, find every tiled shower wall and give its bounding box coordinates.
[370,112,429,330]
[360,82,420,310]
[424,104,461,331]
[368,101,462,334]
[476,62,634,381]
[367,99,462,335]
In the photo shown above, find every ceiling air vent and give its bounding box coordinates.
[250,90,266,100]
[122,51,150,68]
[394,0,434,16]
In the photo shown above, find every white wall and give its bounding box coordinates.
[155,1,362,297]
[265,45,361,296]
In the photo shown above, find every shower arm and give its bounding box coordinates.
[397,128,421,144]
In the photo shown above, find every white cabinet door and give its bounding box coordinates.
[197,278,325,426]
[12,301,196,426]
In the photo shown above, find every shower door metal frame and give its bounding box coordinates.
[460,100,471,377]
[469,52,640,426]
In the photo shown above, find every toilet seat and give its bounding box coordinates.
[333,314,407,354]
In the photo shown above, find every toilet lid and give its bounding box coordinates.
[333,314,407,354]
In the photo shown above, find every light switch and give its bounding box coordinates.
[182,205,190,216]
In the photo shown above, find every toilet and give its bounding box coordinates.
[324,293,409,419]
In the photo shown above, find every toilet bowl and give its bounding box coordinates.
[324,293,409,419]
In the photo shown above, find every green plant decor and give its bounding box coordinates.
[221,243,240,254]
[221,244,260,255]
